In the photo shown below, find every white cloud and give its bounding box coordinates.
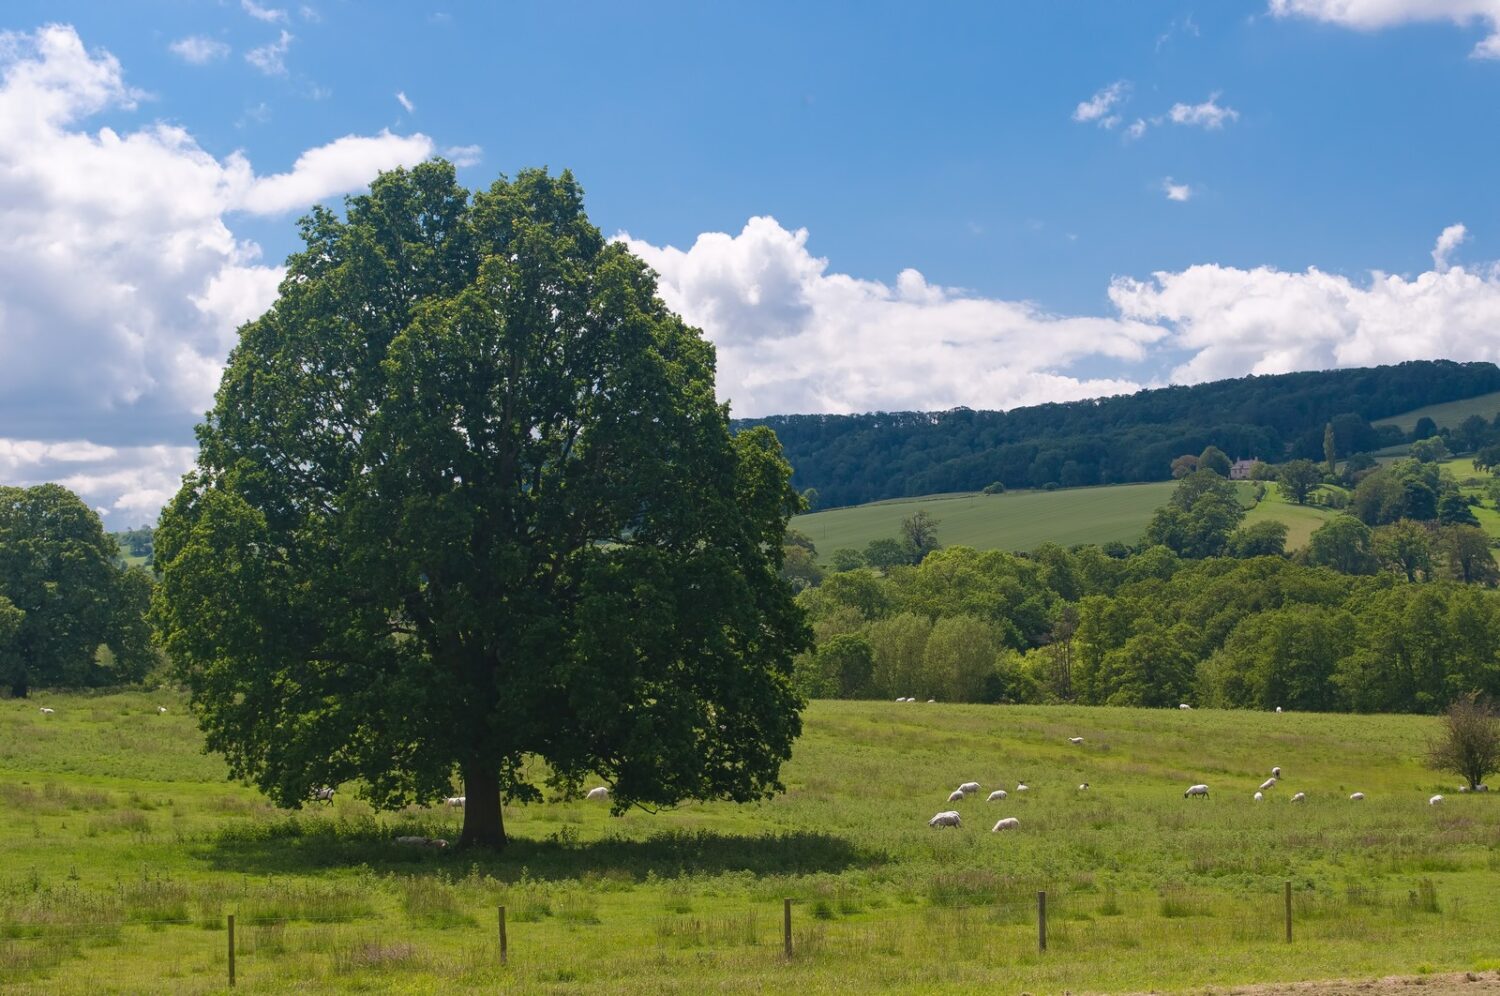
[396,90,414,113]
[0,439,198,524]
[1269,0,1500,58]
[1073,81,1129,127]
[1125,118,1148,141]
[242,0,288,23]
[0,25,438,524]
[1168,93,1239,129]
[444,143,482,167]
[1432,223,1468,271]
[246,30,292,76]
[299,5,321,22]
[168,36,229,65]
[1109,231,1500,385]
[618,217,1163,417]
[1163,178,1193,201]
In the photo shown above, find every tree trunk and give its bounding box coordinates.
[458,761,506,849]
[11,677,27,699]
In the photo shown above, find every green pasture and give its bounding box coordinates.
[3,689,1498,993]
[1374,391,1500,434]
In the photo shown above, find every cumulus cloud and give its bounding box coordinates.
[396,90,414,113]
[618,218,1163,417]
[246,29,292,75]
[242,0,288,23]
[1073,81,1128,128]
[0,25,437,524]
[444,143,482,167]
[1432,223,1468,271]
[1109,236,1500,385]
[168,36,229,65]
[1168,93,1239,129]
[0,439,198,523]
[1269,0,1500,58]
[1163,178,1193,201]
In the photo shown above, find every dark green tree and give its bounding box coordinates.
[1323,423,1338,475]
[1427,694,1500,791]
[815,633,876,698]
[1305,516,1379,575]
[152,164,808,848]
[1475,442,1500,472]
[1374,519,1434,582]
[1277,459,1323,505]
[0,484,148,697]
[900,510,941,563]
[1458,415,1492,453]
[1437,490,1480,527]
[863,537,909,571]
[1440,525,1498,585]
[1197,446,1232,477]
[1144,469,1246,558]
[1412,416,1438,441]
[1226,520,1289,558]
[1410,436,1449,463]
[828,548,866,572]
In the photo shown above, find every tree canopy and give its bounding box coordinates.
[152,163,809,848]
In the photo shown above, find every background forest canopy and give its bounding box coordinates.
[739,360,1500,509]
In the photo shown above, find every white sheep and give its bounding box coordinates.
[1184,783,1209,799]
[947,789,966,803]
[991,817,1020,832]
[1275,706,1283,713]
[1077,783,1089,791]
[1179,703,1192,710]
[1459,785,1469,793]
[1068,737,1084,744]
[1349,792,1365,801]
[1479,785,1491,792]
[1259,778,1277,792]
[894,697,905,703]
[157,706,167,714]
[395,835,449,849]
[38,707,54,715]
[1254,791,1264,801]
[444,795,465,807]
[1016,782,1029,793]
[1429,794,1444,805]
[928,810,962,828]
[1290,791,1306,803]
[986,789,1008,802]
[1271,766,1282,779]
[927,699,936,703]
[585,786,609,800]
[958,781,981,795]
[311,786,335,804]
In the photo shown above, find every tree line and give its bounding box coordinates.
[739,360,1500,508]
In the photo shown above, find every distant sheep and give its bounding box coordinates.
[927,699,936,703]
[1479,785,1491,792]
[1016,782,1029,793]
[947,789,966,803]
[311,786,335,804]
[395,835,449,849]
[585,787,609,801]
[1068,737,1084,745]
[987,789,1008,802]
[959,781,981,795]
[1275,706,1283,713]
[991,817,1020,832]
[1271,766,1282,779]
[1429,794,1444,805]
[1184,784,1209,799]
[1459,785,1469,793]
[1077,783,1089,791]
[928,811,962,828]
[1290,792,1306,803]
[156,706,167,714]
[1259,778,1277,792]
[38,707,54,715]
[1254,791,1264,801]
[1349,792,1364,801]
[1179,703,1192,711]
[444,796,465,808]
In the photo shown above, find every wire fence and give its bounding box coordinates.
[0,879,1480,989]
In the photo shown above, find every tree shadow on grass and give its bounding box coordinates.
[197,816,883,882]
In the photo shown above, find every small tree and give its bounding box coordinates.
[1277,459,1323,505]
[900,511,941,563]
[1197,447,1231,478]
[1170,454,1198,479]
[1427,694,1500,791]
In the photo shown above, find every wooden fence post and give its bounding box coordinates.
[1284,881,1292,943]
[1037,890,1047,953]
[227,913,236,988]
[498,906,508,965]
[783,898,792,959]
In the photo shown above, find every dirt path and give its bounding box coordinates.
[1148,970,1500,996]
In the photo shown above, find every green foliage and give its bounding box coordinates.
[899,510,941,563]
[0,484,155,697]
[862,537,909,571]
[1227,520,1288,558]
[1411,436,1450,463]
[1277,459,1324,505]
[1144,470,1247,558]
[1323,422,1338,475]
[1306,516,1379,575]
[981,481,1005,495]
[1351,459,1441,525]
[1170,454,1199,479]
[814,634,876,698]
[1426,694,1500,790]
[1374,520,1434,582]
[827,548,866,572]
[1197,446,1231,477]
[151,163,807,848]
[1412,416,1439,441]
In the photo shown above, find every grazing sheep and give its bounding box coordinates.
[1429,794,1444,805]
[928,811,962,828]
[395,835,449,849]
[986,789,1008,802]
[444,796,466,807]
[1259,778,1277,792]
[1179,703,1192,710]
[1077,783,1089,791]
[38,707,54,715]
[1068,737,1084,745]
[991,817,1020,832]
[927,699,936,703]
[947,789,966,803]
[585,787,609,801]
[1184,784,1209,799]
[311,786,335,804]
[1271,766,1282,779]
[1254,791,1264,801]
[157,706,167,714]
[958,781,981,795]
[1349,792,1365,801]
[1275,706,1283,713]
[1016,782,1029,793]
[1478,785,1491,792]
[1290,792,1306,803]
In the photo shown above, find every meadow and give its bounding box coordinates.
[1373,391,1500,435]
[3,690,1499,993]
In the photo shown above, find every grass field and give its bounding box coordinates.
[1374,391,1500,434]
[3,690,1498,993]
[1240,484,1338,549]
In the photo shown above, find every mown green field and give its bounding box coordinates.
[3,690,1498,994]
[1374,391,1500,434]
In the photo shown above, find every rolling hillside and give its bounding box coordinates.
[1373,390,1500,434]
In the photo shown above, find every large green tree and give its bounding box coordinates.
[152,163,808,848]
[0,484,153,697]
[1144,469,1246,559]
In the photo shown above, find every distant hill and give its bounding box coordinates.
[738,360,1500,509]
[1373,389,1500,434]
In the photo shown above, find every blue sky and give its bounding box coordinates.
[2,1,1500,522]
